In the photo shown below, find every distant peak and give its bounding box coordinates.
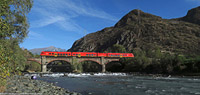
[115,9,162,27]
[129,9,143,15]
[48,46,55,48]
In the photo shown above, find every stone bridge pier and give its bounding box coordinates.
[28,56,120,73]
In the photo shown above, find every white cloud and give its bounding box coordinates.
[60,0,117,21]
[30,0,117,34]
[31,16,65,28]
[28,31,45,40]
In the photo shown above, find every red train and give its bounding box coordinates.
[40,51,134,58]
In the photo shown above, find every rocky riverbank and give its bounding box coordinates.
[4,75,81,95]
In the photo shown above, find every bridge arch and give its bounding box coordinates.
[47,59,71,65]
[79,60,102,72]
[47,59,73,72]
[79,59,101,65]
[106,61,123,72]
[105,60,120,65]
[27,59,41,64]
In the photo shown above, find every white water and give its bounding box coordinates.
[24,73,127,77]
[25,73,200,95]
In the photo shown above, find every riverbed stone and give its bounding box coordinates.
[5,75,81,95]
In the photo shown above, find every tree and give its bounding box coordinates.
[109,44,127,53]
[0,0,33,42]
[0,0,33,90]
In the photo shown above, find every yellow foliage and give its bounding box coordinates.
[0,44,11,87]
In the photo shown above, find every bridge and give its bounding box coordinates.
[28,56,121,73]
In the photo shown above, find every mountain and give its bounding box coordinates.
[179,6,200,25]
[29,46,66,55]
[68,6,200,55]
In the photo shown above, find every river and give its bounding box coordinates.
[30,73,200,95]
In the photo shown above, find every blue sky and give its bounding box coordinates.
[20,0,200,50]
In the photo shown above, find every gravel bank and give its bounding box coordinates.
[4,75,81,95]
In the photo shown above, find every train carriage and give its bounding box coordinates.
[40,51,134,58]
[97,53,107,57]
[72,52,97,57]
[40,51,71,57]
[107,53,134,57]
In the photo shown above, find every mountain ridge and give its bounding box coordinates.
[68,6,200,55]
[29,46,66,55]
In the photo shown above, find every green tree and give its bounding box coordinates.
[0,0,33,90]
[0,0,33,42]
[109,44,127,53]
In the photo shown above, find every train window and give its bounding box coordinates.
[66,54,67,56]
[52,53,54,55]
[92,54,93,56]
[58,54,60,55]
[86,54,88,56]
[49,53,51,55]
[73,54,75,55]
[76,54,78,56]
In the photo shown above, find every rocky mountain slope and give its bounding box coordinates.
[68,6,200,55]
[29,46,66,55]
